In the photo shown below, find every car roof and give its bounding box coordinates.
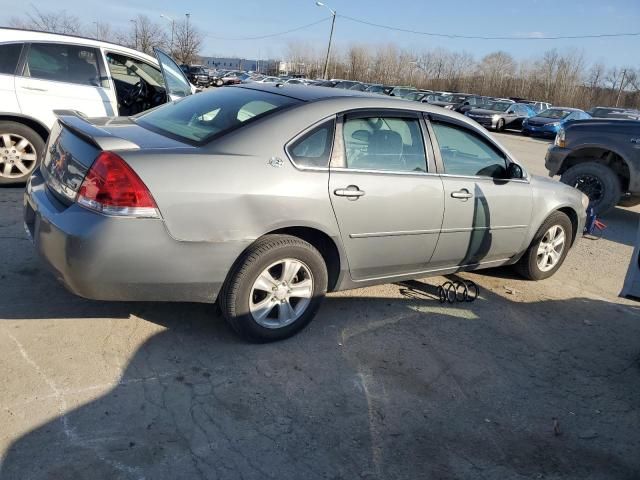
[0,27,158,65]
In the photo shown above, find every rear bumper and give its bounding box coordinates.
[545,146,572,177]
[24,170,247,303]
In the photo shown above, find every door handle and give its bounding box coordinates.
[21,86,48,92]
[334,186,365,199]
[451,189,473,199]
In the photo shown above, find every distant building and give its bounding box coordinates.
[200,57,279,74]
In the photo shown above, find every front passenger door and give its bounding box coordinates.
[329,112,445,280]
[427,117,533,268]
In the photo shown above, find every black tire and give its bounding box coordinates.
[496,119,505,132]
[219,234,328,342]
[0,121,45,185]
[560,162,621,215]
[215,79,223,87]
[515,211,573,281]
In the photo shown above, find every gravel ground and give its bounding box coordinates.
[1,133,639,480]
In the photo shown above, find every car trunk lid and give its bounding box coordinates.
[41,112,191,205]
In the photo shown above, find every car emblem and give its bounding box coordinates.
[268,157,283,168]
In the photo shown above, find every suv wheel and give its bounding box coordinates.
[0,122,45,185]
[219,235,328,342]
[496,119,505,131]
[560,161,621,215]
[516,211,573,280]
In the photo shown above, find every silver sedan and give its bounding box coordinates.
[24,84,587,341]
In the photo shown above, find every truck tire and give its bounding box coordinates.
[0,121,45,185]
[560,162,621,215]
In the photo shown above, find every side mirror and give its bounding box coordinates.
[507,163,524,179]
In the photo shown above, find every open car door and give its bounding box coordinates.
[153,47,194,101]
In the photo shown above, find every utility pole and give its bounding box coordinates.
[315,2,336,80]
[160,15,175,53]
[615,69,627,107]
[130,19,138,50]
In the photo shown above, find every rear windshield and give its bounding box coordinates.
[538,109,571,119]
[135,87,301,143]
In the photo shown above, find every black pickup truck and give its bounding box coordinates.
[546,119,640,214]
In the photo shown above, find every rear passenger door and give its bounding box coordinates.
[329,110,445,280]
[15,42,114,129]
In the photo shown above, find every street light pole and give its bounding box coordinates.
[130,19,138,50]
[160,14,175,52]
[315,2,336,80]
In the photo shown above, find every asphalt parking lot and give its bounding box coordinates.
[1,133,639,480]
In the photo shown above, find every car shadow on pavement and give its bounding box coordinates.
[596,207,639,247]
[2,270,640,479]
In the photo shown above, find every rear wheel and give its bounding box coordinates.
[0,122,45,185]
[560,162,621,215]
[219,235,328,342]
[516,211,573,280]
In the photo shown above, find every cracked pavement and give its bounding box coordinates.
[1,134,639,479]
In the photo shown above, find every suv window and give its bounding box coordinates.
[432,122,507,178]
[24,43,101,86]
[288,119,335,168]
[342,116,427,173]
[0,43,23,75]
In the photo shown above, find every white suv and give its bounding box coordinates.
[0,28,194,184]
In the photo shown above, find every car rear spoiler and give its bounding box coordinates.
[53,110,140,151]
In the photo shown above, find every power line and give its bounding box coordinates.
[338,14,640,40]
[203,17,330,41]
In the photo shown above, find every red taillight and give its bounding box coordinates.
[77,151,159,218]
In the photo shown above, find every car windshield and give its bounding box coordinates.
[537,109,571,119]
[135,87,301,143]
[403,92,423,100]
[392,88,415,96]
[367,85,383,92]
[484,102,511,112]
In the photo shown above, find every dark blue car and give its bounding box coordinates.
[523,107,591,138]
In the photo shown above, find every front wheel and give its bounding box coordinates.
[515,211,573,280]
[0,122,45,185]
[496,119,505,132]
[219,235,328,342]
[215,79,223,87]
[560,162,621,215]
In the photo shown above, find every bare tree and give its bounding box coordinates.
[10,5,82,35]
[173,17,203,65]
[121,15,169,55]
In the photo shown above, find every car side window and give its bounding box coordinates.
[288,119,335,168]
[431,122,508,178]
[0,43,23,75]
[24,43,101,86]
[342,116,427,173]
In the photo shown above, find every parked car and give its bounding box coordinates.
[315,80,340,88]
[180,64,210,87]
[347,83,369,91]
[522,108,591,138]
[466,102,536,131]
[255,76,281,84]
[586,107,640,120]
[389,86,417,97]
[427,93,474,109]
[546,119,640,213]
[220,71,245,85]
[206,69,225,87]
[453,96,496,114]
[25,84,587,341]
[333,80,361,90]
[0,28,194,184]
[365,84,394,95]
[285,78,314,85]
[522,101,552,114]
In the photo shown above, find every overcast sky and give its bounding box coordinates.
[2,0,639,66]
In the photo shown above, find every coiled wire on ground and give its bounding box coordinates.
[437,280,479,303]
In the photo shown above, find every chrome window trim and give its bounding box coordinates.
[438,173,531,184]
[330,166,438,177]
[284,115,336,172]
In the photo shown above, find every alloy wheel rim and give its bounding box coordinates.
[573,174,604,205]
[249,258,314,329]
[0,133,37,179]
[536,225,566,272]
